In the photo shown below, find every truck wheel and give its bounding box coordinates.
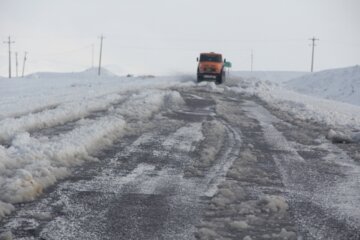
[216,73,223,84]
[197,75,202,83]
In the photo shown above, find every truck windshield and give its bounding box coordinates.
[200,54,222,62]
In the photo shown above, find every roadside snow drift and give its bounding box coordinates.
[231,71,308,84]
[227,75,360,130]
[285,65,360,106]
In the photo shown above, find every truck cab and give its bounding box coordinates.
[197,52,226,84]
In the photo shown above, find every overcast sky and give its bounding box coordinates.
[1,0,360,76]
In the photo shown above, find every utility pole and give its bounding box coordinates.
[309,37,319,72]
[98,35,104,76]
[15,52,19,77]
[3,36,15,78]
[22,52,27,78]
[91,44,94,68]
[251,49,254,72]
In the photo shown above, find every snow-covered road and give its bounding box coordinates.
[1,76,360,239]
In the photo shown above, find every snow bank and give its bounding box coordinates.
[285,65,360,106]
[0,93,124,143]
[228,76,360,129]
[231,71,308,84]
[0,115,126,204]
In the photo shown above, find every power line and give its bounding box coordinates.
[309,37,319,72]
[98,35,105,76]
[22,51,27,78]
[3,36,15,78]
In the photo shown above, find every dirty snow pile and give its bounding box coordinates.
[184,120,227,178]
[285,65,360,106]
[228,67,360,131]
[0,69,191,219]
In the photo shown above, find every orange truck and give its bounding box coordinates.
[196,52,226,84]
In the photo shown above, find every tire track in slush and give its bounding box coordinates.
[103,114,242,239]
